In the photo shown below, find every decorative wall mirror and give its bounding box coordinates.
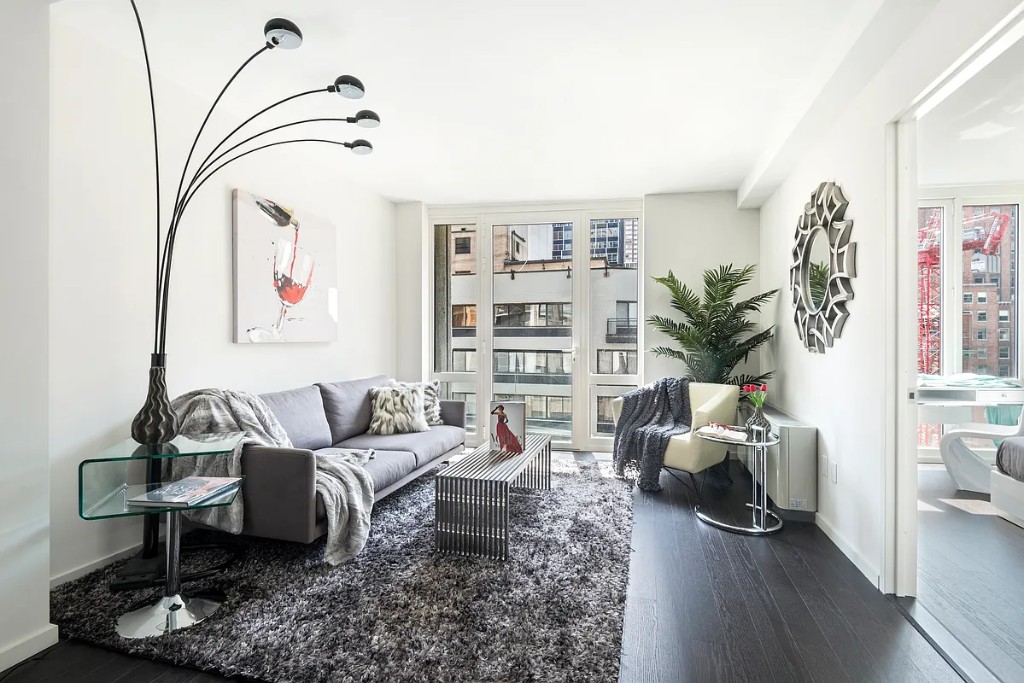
[790,181,857,353]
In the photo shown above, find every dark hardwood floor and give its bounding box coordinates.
[619,460,961,683]
[0,639,227,683]
[916,464,1024,682]
[3,457,960,683]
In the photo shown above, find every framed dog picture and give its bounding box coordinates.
[489,401,526,454]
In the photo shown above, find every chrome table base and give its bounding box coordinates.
[116,594,221,638]
[436,435,552,560]
[694,435,784,536]
[696,504,784,535]
[116,509,221,638]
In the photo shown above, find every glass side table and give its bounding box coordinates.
[79,432,244,638]
[694,427,783,536]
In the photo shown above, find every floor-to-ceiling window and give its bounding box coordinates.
[917,196,1020,453]
[433,224,480,435]
[430,203,642,450]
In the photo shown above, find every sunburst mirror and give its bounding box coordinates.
[790,181,857,353]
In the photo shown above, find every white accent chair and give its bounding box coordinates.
[939,410,1024,494]
[612,382,740,481]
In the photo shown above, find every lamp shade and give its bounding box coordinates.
[354,110,380,128]
[264,18,303,49]
[348,139,373,155]
[334,75,365,99]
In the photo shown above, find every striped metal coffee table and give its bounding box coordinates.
[435,434,552,560]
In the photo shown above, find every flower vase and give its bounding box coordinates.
[130,353,180,445]
[745,405,771,439]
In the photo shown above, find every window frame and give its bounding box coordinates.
[918,192,1021,379]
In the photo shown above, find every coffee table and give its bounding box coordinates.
[435,434,552,560]
[79,432,244,638]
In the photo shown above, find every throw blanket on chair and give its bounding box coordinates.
[165,389,375,565]
[612,377,692,492]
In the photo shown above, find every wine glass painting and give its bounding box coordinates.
[233,189,339,343]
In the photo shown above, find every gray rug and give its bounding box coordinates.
[51,460,633,682]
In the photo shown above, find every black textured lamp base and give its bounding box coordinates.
[131,354,180,445]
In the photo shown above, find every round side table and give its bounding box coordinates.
[694,427,783,535]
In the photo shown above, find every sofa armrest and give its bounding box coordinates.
[240,445,317,544]
[440,400,466,429]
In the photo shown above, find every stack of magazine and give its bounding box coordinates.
[696,424,749,442]
[127,476,241,509]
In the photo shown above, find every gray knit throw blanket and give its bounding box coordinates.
[612,377,692,492]
[164,389,375,565]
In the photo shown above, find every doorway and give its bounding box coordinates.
[893,11,1024,681]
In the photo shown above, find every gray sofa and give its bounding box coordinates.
[238,375,465,544]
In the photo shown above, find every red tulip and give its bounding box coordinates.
[760,384,768,392]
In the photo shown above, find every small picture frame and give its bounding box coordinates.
[489,401,526,454]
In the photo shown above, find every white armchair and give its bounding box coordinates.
[939,409,1024,494]
[612,382,740,476]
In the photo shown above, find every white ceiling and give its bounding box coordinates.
[55,0,862,204]
[919,36,1024,188]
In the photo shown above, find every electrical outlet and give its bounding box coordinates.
[831,460,838,485]
[820,454,828,478]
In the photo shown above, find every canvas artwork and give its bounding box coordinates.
[489,401,526,454]
[233,189,339,343]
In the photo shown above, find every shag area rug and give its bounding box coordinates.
[52,459,633,683]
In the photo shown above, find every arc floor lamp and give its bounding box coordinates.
[127,1,379,446]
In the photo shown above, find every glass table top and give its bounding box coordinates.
[86,432,244,463]
[81,481,241,520]
[79,432,245,520]
[695,426,779,447]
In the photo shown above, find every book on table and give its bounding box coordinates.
[128,476,241,508]
[696,424,749,441]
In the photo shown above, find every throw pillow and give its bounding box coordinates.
[391,379,443,425]
[368,385,430,435]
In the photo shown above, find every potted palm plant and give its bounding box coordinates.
[648,264,777,388]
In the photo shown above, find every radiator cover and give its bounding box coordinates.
[737,404,818,513]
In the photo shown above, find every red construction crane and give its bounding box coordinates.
[917,209,1009,447]
[918,210,942,377]
[917,210,1010,375]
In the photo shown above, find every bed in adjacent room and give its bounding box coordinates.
[993,437,1024,527]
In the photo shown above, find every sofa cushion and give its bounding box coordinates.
[313,449,416,500]
[317,375,389,443]
[368,385,430,435]
[337,425,465,467]
[391,379,443,425]
[259,385,332,450]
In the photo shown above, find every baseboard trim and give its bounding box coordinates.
[814,512,881,586]
[50,543,141,589]
[779,509,816,523]
[892,596,998,683]
[0,624,59,674]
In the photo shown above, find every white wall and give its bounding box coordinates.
[757,0,1022,584]
[0,0,59,669]
[642,192,761,384]
[394,202,428,381]
[48,17,397,582]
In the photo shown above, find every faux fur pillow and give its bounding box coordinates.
[368,385,430,435]
[390,379,443,425]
